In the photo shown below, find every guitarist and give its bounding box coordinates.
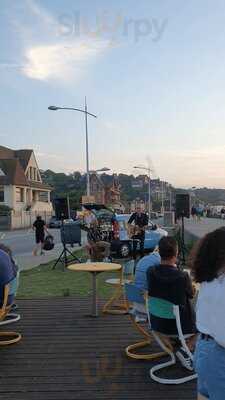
[128,206,149,259]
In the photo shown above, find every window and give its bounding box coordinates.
[29,167,32,180]
[34,168,37,181]
[39,191,48,202]
[27,166,41,182]
[16,188,24,202]
[0,186,4,202]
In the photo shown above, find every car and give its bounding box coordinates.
[48,216,62,229]
[81,205,168,258]
[113,214,168,258]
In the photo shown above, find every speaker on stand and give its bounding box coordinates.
[52,198,81,270]
[175,194,190,268]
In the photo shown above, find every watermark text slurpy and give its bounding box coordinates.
[58,11,168,43]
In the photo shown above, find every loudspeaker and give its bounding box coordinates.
[60,222,81,246]
[175,194,190,218]
[54,198,69,220]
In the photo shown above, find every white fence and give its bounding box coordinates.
[10,211,53,230]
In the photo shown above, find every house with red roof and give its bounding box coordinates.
[0,146,53,214]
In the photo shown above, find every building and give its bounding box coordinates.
[0,146,53,214]
[89,173,124,212]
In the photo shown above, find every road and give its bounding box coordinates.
[0,228,62,256]
[0,217,164,270]
[184,217,225,240]
[0,228,86,271]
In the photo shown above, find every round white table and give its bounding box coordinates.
[68,262,122,317]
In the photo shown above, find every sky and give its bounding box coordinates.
[1,0,225,188]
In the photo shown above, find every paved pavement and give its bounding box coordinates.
[0,228,61,255]
[184,217,225,240]
[0,228,86,271]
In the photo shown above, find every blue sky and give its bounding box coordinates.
[1,0,225,188]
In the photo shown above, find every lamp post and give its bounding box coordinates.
[89,167,111,173]
[134,165,152,217]
[48,97,97,196]
[161,180,164,214]
[169,186,173,212]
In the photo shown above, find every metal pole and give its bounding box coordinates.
[148,170,151,217]
[85,97,90,196]
[67,196,71,219]
[92,272,98,317]
[161,180,164,213]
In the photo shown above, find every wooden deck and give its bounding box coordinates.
[0,298,196,400]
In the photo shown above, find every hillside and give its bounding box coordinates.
[41,170,225,210]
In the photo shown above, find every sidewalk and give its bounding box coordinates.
[184,217,225,241]
[16,243,83,271]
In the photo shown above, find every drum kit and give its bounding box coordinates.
[128,224,145,238]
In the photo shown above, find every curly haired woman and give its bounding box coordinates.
[190,227,225,400]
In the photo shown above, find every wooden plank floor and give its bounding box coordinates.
[0,298,196,400]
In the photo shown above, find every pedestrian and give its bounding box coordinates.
[32,215,49,256]
[221,208,225,219]
[196,205,203,221]
[191,206,197,221]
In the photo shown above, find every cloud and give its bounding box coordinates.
[36,151,64,161]
[6,0,111,84]
[151,145,225,188]
[22,40,108,82]
[25,0,55,26]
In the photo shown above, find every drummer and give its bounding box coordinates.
[128,206,148,259]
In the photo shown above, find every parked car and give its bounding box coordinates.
[81,205,168,258]
[48,216,62,229]
[113,214,168,258]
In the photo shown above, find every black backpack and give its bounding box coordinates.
[43,235,54,251]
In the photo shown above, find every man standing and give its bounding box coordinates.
[128,206,148,259]
[32,215,48,256]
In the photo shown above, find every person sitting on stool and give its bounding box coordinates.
[128,206,148,259]
[86,221,111,262]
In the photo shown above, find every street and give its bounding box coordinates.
[0,228,86,271]
[184,217,225,239]
[0,228,61,256]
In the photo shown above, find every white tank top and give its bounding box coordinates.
[196,274,225,348]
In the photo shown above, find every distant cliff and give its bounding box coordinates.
[41,169,225,209]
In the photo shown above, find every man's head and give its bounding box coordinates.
[158,236,178,264]
[136,206,142,214]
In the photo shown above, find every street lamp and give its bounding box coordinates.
[161,180,164,214]
[134,165,152,217]
[89,167,111,173]
[48,97,97,196]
